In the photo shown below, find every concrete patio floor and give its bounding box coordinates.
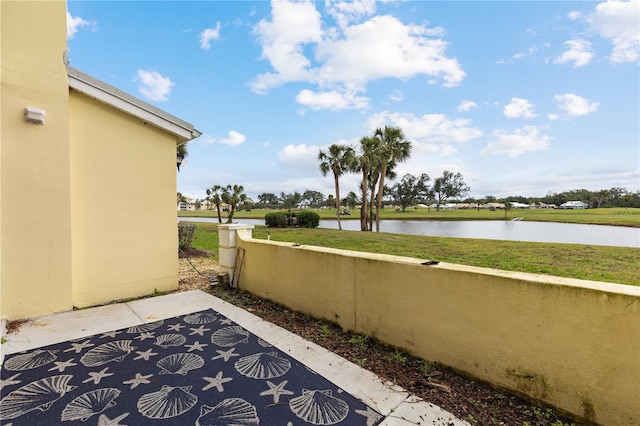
[1,290,468,425]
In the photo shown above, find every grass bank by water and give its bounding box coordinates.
[187,222,640,286]
[179,207,640,227]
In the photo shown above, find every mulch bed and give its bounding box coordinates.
[205,287,586,426]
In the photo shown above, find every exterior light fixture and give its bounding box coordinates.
[177,152,184,171]
[24,107,45,124]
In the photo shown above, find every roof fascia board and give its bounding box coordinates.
[67,66,201,143]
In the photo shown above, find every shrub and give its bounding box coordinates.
[178,223,197,249]
[265,212,287,228]
[296,211,320,228]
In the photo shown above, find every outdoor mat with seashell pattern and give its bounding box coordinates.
[0,309,383,425]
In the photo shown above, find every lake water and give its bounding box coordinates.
[180,217,640,248]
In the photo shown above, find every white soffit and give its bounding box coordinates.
[67,66,201,143]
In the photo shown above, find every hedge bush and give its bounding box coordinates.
[265,212,287,228]
[296,211,320,228]
[178,223,197,249]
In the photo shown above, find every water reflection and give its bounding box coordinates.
[180,217,640,248]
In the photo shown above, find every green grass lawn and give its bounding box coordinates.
[179,207,640,227]
[185,222,640,286]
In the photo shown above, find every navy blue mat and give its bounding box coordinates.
[0,309,383,425]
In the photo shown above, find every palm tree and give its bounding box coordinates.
[318,144,355,230]
[221,184,247,223]
[373,126,412,232]
[356,136,385,231]
[177,144,188,172]
[205,185,224,223]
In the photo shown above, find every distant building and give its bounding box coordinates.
[509,202,530,209]
[559,201,589,209]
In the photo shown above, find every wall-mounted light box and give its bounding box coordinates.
[24,107,45,124]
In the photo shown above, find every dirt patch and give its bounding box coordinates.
[181,254,582,426]
[4,319,31,335]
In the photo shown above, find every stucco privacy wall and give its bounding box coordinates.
[0,1,73,318]
[232,229,639,426]
[69,92,179,307]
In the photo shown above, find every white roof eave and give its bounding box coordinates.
[67,66,201,144]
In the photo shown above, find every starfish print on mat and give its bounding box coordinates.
[96,412,130,425]
[202,371,233,392]
[219,318,233,325]
[134,348,158,361]
[135,332,155,341]
[167,323,185,331]
[48,358,77,372]
[211,347,239,362]
[0,373,21,390]
[355,406,383,426]
[185,341,208,352]
[123,373,153,389]
[100,330,121,338]
[83,367,114,384]
[64,339,95,353]
[189,325,210,336]
[259,380,294,403]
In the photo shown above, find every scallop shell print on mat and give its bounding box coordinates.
[184,311,218,324]
[137,385,198,419]
[157,353,205,375]
[3,349,58,371]
[195,398,260,426]
[155,333,187,348]
[80,340,135,367]
[234,352,292,379]
[127,320,164,333]
[210,326,250,347]
[0,375,77,420]
[60,388,121,421]
[289,389,349,425]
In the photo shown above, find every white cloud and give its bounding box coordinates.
[554,39,594,67]
[481,126,552,157]
[367,111,483,156]
[554,93,599,117]
[251,0,323,93]
[513,46,537,60]
[389,90,404,102]
[457,100,477,112]
[315,15,463,87]
[219,131,247,146]
[200,22,222,50]
[503,98,536,119]
[67,11,95,39]
[296,88,369,110]
[585,0,639,63]
[199,134,216,144]
[325,0,377,29]
[278,144,321,167]
[136,69,174,102]
[250,0,465,110]
[200,131,246,146]
[568,11,582,21]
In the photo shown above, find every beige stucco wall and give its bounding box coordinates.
[69,91,179,308]
[234,230,639,426]
[0,1,73,319]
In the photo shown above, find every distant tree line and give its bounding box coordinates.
[476,187,640,209]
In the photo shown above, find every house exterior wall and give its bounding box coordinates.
[69,91,179,308]
[0,1,74,318]
[233,230,639,426]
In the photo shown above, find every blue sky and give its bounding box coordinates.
[66,0,639,201]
